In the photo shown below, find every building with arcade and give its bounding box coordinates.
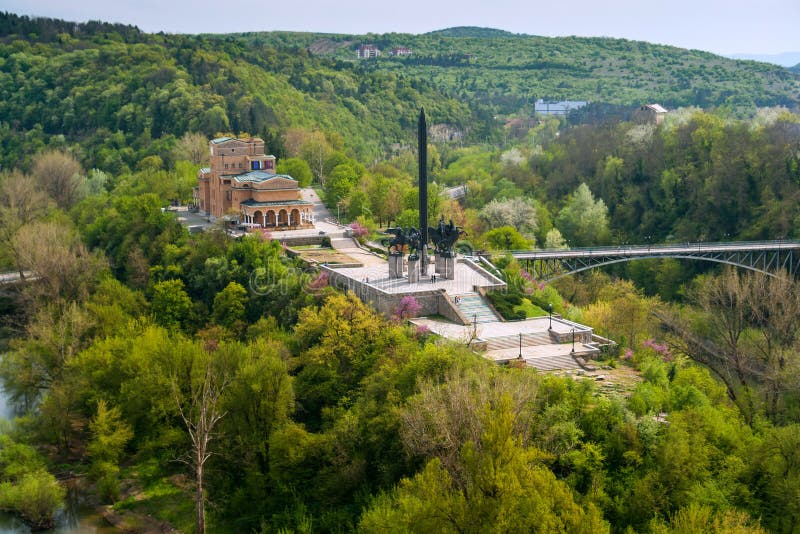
[195,137,314,230]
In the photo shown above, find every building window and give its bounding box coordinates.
[226,191,231,201]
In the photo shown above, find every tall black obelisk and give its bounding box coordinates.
[418,108,429,274]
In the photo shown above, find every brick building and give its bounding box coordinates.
[633,103,668,125]
[195,137,314,229]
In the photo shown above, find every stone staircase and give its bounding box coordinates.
[454,293,500,324]
[483,331,583,371]
[526,353,582,371]
[485,331,554,351]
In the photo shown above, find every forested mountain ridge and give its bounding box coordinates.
[234,26,800,113]
[0,12,471,171]
[2,10,799,173]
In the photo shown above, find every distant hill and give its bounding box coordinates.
[425,27,517,38]
[791,63,800,74]
[239,30,800,113]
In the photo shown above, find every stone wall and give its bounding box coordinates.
[460,258,506,288]
[321,265,468,323]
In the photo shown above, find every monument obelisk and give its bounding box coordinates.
[418,108,429,275]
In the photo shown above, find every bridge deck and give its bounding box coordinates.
[511,240,800,260]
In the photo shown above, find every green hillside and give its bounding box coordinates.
[238,27,800,113]
[2,12,798,173]
[0,13,471,171]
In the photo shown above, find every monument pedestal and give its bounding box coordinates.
[408,257,420,283]
[435,253,456,280]
[388,253,404,279]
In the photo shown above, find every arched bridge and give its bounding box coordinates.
[509,240,800,282]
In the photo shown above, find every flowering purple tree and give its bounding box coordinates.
[642,338,673,362]
[306,271,329,295]
[350,221,369,240]
[393,295,422,320]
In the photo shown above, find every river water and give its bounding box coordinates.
[0,381,116,533]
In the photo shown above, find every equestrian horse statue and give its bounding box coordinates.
[382,227,422,257]
[428,216,465,256]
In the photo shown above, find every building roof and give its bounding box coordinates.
[231,171,297,184]
[210,137,234,144]
[445,184,468,199]
[240,199,313,207]
[644,103,668,113]
[534,99,588,114]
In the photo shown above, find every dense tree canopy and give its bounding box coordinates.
[1,9,800,533]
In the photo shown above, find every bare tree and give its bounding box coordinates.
[173,360,230,534]
[694,268,757,414]
[174,132,209,166]
[13,221,105,305]
[745,272,800,419]
[0,171,51,278]
[664,268,800,423]
[31,150,86,209]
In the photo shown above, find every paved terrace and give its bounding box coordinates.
[328,259,504,295]
[411,315,597,371]
[413,315,586,339]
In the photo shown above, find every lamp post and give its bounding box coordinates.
[548,303,553,330]
[570,327,575,354]
[518,333,523,359]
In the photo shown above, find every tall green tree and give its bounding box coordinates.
[556,183,610,247]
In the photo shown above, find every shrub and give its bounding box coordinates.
[0,471,65,530]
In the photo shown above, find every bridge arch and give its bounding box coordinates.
[509,241,800,282]
[534,255,787,283]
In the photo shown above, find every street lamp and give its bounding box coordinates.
[570,327,576,354]
[548,303,553,330]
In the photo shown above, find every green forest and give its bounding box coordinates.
[242,26,800,113]
[1,10,800,534]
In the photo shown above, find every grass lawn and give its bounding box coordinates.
[114,459,197,533]
[293,247,357,264]
[513,297,546,318]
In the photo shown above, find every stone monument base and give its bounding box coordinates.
[435,254,456,280]
[408,257,420,283]
[389,253,404,279]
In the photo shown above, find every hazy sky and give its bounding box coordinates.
[3,0,798,55]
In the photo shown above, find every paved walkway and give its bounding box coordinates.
[331,261,501,295]
[413,315,587,338]
[329,237,386,267]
